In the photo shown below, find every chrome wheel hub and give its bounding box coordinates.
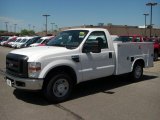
[53,79,69,97]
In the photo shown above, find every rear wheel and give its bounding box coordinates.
[130,63,143,81]
[43,73,73,103]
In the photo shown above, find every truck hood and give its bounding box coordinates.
[10,46,71,61]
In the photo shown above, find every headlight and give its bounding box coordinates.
[28,62,41,78]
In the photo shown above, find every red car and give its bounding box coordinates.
[3,36,17,47]
[144,37,160,61]
[116,35,144,42]
[37,36,54,46]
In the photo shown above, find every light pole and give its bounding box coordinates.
[28,24,31,30]
[51,22,55,33]
[9,25,12,32]
[33,26,35,31]
[42,14,50,35]
[14,24,17,33]
[55,24,58,34]
[125,25,129,36]
[143,13,149,36]
[5,22,8,32]
[146,2,157,37]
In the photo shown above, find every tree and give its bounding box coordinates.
[20,29,35,36]
[0,30,7,33]
[107,23,113,26]
[28,30,35,35]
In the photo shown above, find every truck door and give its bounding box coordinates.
[80,31,115,81]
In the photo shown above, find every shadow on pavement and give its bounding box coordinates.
[13,89,49,105]
[70,74,157,100]
[13,74,157,105]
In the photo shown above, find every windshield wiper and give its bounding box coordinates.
[65,45,77,49]
[47,44,66,47]
[47,44,76,49]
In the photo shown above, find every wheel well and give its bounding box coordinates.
[134,59,145,68]
[42,66,77,89]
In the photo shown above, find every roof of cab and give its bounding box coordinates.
[64,28,107,32]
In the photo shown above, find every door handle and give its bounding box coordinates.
[71,55,80,62]
[109,52,112,58]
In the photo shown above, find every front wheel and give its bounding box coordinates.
[130,63,143,81]
[43,73,73,103]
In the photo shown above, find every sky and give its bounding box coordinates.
[0,0,160,32]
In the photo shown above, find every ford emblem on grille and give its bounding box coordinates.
[8,63,14,67]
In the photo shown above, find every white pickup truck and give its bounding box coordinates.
[5,28,154,103]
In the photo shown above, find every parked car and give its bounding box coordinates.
[24,36,41,47]
[115,35,144,42]
[0,36,3,42]
[16,37,33,48]
[30,36,54,47]
[1,36,17,46]
[144,37,160,61]
[111,35,119,41]
[0,36,10,46]
[3,36,17,47]
[11,37,25,48]
[38,37,56,46]
[16,36,41,48]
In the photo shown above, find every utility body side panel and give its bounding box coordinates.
[113,42,153,75]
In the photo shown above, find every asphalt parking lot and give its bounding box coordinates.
[0,46,160,120]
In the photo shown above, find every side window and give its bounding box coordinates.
[86,31,108,49]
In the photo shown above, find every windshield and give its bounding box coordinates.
[116,36,133,42]
[2,37,9,41]
[47,30,88,49]
[20,39,28,43]
[2,38,8,41]
[36,38,44,43]
[16,39,22,42]
[26,39,30,43]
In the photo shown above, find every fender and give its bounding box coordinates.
[38,59,82,83]
[131,57,145,71]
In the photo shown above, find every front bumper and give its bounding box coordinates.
[5,73,43,90]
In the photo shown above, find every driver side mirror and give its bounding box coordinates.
[82,40,101,53]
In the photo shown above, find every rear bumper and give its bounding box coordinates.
[5,73,43,90]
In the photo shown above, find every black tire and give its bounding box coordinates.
[43,73,73,103]
[154,51,158,61]
[130,63,143,81]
